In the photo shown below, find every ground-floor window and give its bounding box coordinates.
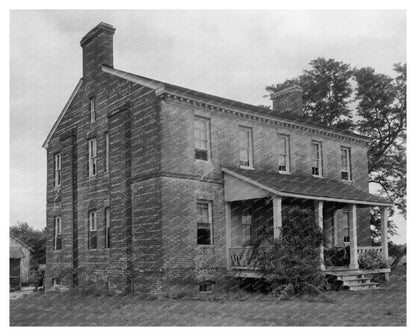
[53,216,62,250]
[197,201,213,245]
[88,210,97,250]
[199,281,214,292]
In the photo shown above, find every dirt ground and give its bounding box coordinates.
[10,267,406,326]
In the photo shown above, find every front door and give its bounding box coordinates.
[336,209,350,246]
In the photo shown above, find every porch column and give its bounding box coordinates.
[272,197,282,239]
[314,201,325,270]
[380,206,389,264]
[348,204,359,269]
[225,202,232,269]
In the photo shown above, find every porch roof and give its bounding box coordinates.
[222,167,392,206]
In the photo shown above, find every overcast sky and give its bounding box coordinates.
[10,10,406,243]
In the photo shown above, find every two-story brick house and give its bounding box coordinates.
[43,22,391,294]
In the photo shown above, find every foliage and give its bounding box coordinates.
[266,58,354,130]
[10,221,46,267]
[358,250,388,270]
[252,206,327,295]
[324,246,350,267]
[354,64,406,216]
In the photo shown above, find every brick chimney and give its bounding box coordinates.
[80,22,116,82]
[270,85,304,117]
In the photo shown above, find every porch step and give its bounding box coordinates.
[337,274,373,281]
[337,274,380,291]
[342,278,371,286]
[348,282,380,291]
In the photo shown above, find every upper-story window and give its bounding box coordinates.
[194,116,210,161]
[105,207,111,249]
[239,126,253,168]
[88,210,97,250]
[197,201,213,246]
[277,134,290,173]
[53,216,62,250]
[104,132,109,173]
[54,153,61,187]
[311,141,323,177]
[90,97,96,123]
[341,147,352,181]
[88,138,97,177]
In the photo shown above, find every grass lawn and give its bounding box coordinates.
[10,267,406,326]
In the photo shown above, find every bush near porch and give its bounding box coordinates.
[251,206,327,295]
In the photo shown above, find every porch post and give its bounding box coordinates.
[314,201,325,270]
[348,204,359,269]
[225,202,232,269]
[272,197,282,239]
[381,206,389,264]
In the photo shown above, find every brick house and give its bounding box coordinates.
[43,22,391,294]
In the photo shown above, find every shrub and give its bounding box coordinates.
[252,206,327,295]
[324,246,350,266]
[358,250,388,269]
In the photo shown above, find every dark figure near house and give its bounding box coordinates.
[34,270,45,292]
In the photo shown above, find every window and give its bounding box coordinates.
[88,210,97,250]
[90,97,96,123]
[277,135,290,173]
[194,116,210,161]
[54,153,61,187]
[241,204,252,245]
[197,201,213,245]
[341,147,352,181]
[105,207,111,248]
[88,138,97,177]
[53,216,62,250]
[199,281,214,292]
[239,126,253,168]
[311,141,323,176]
[104,132,109,173]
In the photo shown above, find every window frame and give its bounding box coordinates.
[241,203,253,245]
[88,210,98,250]
[277,134,290,173]
[104,207,111,249]
[341,147,352,181]
[88,138,97,177]
[104,132,109,173]
[54,153,62,187]
[194,116,211,161]
[311,141,323,177]
[196,200,213,246]
[239,126,254,169]
[53,216,62,251]
[90,97,96,123]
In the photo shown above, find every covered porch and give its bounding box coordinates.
[222,167,392,278]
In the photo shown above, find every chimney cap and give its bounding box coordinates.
[270,84,303,99]
[80,22,115,47]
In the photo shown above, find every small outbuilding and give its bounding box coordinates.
[10,234,33,290]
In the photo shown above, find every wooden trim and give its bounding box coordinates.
[43,79,83,149]
[221,168,392,206]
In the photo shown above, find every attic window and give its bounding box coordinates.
[90,97,96,123]
[199,281,214,293]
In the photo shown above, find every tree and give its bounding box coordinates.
[354,64,406,216]
[266,58,354,130]
[10,222,46,266]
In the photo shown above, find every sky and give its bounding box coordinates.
[9,10,406,243]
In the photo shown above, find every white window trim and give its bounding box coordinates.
[197,200,213,246]
[312,141,323,177]
[105,207,110,249]
[53,216,62,251]
[341,147,352,181]
[104,132,109,173]
[88,210,97,250]
[277,134,290,174]
[239,126,254,169]
[88,138,97,177]
[194,116,211,161]
[90,97,96,123]
[54,153,61,187]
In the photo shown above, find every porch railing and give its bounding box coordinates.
[357,246,383,258]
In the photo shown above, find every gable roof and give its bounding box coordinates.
[42,79,83,149]
[102,65,371,144]
[10,233,34,252]
[222,167,392,206]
